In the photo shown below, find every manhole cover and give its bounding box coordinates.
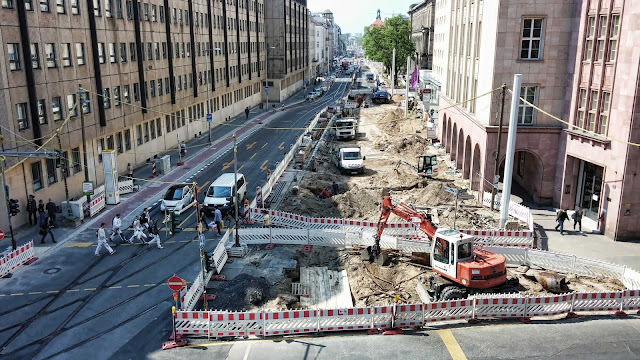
[44,267,61,274]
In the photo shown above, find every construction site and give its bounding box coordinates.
[204,100,627,312]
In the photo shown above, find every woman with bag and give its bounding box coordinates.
[40,216,56,244]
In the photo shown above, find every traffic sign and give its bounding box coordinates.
[168,274,184,291]
[199,234,205,250]
[459,195,475,200]
[0,229,4,240]
[206,113,212,122]
[444,187,458,195]
[264,86,269,93]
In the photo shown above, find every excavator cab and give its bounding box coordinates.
[431,229,474,281]
[417,154,438,177]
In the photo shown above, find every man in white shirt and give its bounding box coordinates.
[95,223,115,256]
[128,216,148,244]
[110,214,127,243]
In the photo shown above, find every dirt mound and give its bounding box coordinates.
[211,273,271,311]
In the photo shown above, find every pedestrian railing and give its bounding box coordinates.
[0,241,35,278]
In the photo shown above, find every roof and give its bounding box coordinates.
[322,9,333,14]
[371,18,385,27]
[211,173,245,186]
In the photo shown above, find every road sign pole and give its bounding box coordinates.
[454,193,458,230]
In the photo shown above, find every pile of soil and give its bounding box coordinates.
[210,273,271,311]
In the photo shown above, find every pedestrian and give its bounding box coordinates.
[40,216,56,244]
[225,212,235,230]
[245,106,250,119]
[554,209,569,235]
[110,213,127,243]
[321,187,330,199]
[179,141,187,158]
[572,207,584,232]
[213,206,223,236]
[39,209,47,228]
[46,198,57,225]
[140,207,151,229]
[198,202,208,232]
[27,195,37,226]
[38,199,45,214]
[331,181,339,196]
[95,223,115,256]
[272,104,276,112]
[127,163,134,179]
[147,219,164,249]
[262,210,270,228]
[128,215,148,244]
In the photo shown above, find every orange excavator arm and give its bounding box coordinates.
[372,196,437,256]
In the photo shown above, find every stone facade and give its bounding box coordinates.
[408,0,434,70]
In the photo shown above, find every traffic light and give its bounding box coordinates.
[9,199,19,216]
[170,210,181,234]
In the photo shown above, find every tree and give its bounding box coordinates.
[361,15,415,86]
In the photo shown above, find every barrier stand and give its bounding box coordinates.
[162,306,187,350]
[150,162,158,178]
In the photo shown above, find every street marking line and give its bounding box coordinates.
[197,181,210,192]
[109,286,122,289]
[250,153,257,160]
[278,142,285,150]
[67,289,80,292]
[237,165,244,172]
[222,159,234,171]
[66,242,93,248]
[242,343,252,360]
[260,160,268,171]
[83,288,96,291]
[246,142,257,150]
[47,290,59,294]
[127,285,140,288]
[438,329,467,360]
[144,284,157,287]
[11,293,24,296]
[28,292,42,295]
[261,143,267,148]
[165,241,176,243]
[179,240,191,243]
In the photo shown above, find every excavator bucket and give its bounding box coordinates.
[362,246,389,266]
[535,271,569,293]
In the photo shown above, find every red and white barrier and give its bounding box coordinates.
[89,185,106,217]
[256,187,262,207]
[570,291,623,312]
[473,295,527,319]
[393,303,425,328]
[175,311,210,335]
[209,311,264,337]
[424,298,475,322]
[318,307,372,332]
[263,309,318,336]
[526,294,573,317]
[0,241,35,277]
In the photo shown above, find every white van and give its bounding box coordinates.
[203,173,247,215]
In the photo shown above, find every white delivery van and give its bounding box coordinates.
[203,173,247,215]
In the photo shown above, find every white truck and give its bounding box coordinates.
[332,145,365,175]
[334,118,358,140]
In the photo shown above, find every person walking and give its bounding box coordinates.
[95,223,115,256]
[262,210,270,228]
[179,141,187,157]
[213,206,223,236]
[46,198,57,225]
[37,199,45,214]
[331,181,339,196]
[198,202,208,232]
[39,209,47,228]
[572,207,584,232]
[40,216,56,244]
[554,209,570,235]
[26,195,37,226]
[127,163,134,179]
[128,216,148,244]
[147,219,163,249]
[245,106,250,119]
[110,214,127,243]
[140,208,151,229]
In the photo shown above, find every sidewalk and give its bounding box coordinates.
[532,208,640,270]
[6,89,311,252]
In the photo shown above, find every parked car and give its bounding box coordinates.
[306,92,317,100]
[161,184,194,212]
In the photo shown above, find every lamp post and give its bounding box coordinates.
[265,46,276,111]
[77,86,91,205]
[233,134,240,248]
[204,47,221,145]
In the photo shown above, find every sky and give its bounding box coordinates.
[308,0,418,35]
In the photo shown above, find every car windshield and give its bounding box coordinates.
[343,151,361,160]
[207,186,231,198]
[458,242,473,259]
[336,121,353,128]
[164,187,183,201]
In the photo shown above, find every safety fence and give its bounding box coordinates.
[0,241,35,278]
[118,179,136,195]
[481,190,534,232]
[175,290,640,338]
[247,208,535,248]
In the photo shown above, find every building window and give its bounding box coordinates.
[599,92,610,135]
[124,129,131,150]
[40,0,49,12]
[143,2,148,20]
[52,96,62,121]
[16,103,29,130]
[147,42,152,60]
[109,43,116,63]
[151,4,156,21]
[165,77,169,94]
[150,120,156,139]
[156,118,162,136]
[517,86,537,125]
[61,43,72,66]
[8,43,21,71]
[115,0,121,18]
[103,88,111,108]
[126,0,131,19]
[106,134,114,150]
[72,147,81,173]
[136,124,143,145]
[46,158,57,184]
[162,42,167,59]
[25,0,33,10]
[67,94,77,117]
[80,90,90,113]
[2,0,14,9]
[130,42,136,61]
[133,83,140,101]
[97,138,104,162]
[116,132,123,153]
[155,42,160,59]
[98,43,105,63]
[37,99,47,124]
[61,151,69,177]
[520,18,544,60]
[76,43,85,65]
[150,80,155,97]
[120,43,127,62]
[123,84,130,103]
[92,0,100,16]
[159,5,164,22]
[31,162,43,191]
[608,15,619,61]
[105,0,111,17]
[30,43,40,69]
[113,86,120,106]
[45,43,57,68]
[70,0,78,13]
[158,78,163,95]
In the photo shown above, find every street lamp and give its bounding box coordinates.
[204,47,221,145]
[265,46,276,111]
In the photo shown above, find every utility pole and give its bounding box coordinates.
[205,47,221,145]
[233,134,240,248]
[78,86,91,205]
[193,181,208,311]
[404,55,410,118]
[491,84,507,211]
[56,133,73,219]
[265,46,276,111]
[391,48,396,97]
[499,75,522,228]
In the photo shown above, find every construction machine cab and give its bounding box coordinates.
[431,229,474,282]
[417,154,438,177]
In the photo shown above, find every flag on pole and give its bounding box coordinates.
[410,67,418,90]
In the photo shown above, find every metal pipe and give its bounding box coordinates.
[499,74,522,228]
[404,55,410,118]
[78,86,91,204]
[56,134,72,219]
[233,134,240,247]
[491,84,507,211]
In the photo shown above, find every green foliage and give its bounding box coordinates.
[361,15,415,82]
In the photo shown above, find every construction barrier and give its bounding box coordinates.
[0,241,35,277]
[481,190,534,232]
[89,184,106,217]
[175,290,640,338]
[118,179,135,194]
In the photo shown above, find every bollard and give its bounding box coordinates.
[150,162,158,178]
[256,186,263,207]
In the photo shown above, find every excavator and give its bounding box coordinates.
[368,196,518,301]
[394,153,438,178]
